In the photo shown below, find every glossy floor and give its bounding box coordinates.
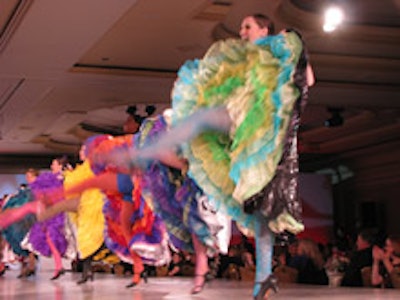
[1,269,400,300]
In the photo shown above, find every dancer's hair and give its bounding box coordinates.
[251,13,275,34]
[126,105,156,126]
[55,155,73,171]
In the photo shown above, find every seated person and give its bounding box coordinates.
[168,252,184,276]
[288,238,328,285]
[371,235,400,288]
[341,229,376,287]
[217,245,244,280]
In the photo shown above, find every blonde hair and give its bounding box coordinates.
[297,238,325,269]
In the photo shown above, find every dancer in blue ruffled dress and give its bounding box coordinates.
[99,14,314,299]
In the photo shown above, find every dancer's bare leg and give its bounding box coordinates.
[38,172,118,221]
[126,250,145,287]
[65,172,118,197]
[0,237,5,275]
[120,201,134,244]
[191,233,209,294]
[98,107,231,169]
[37,198,79,221]
[120,199,146,287]
[0,201,38,228]
[139,107,231,161]
[27,252,36,273]
[46,232,64,280]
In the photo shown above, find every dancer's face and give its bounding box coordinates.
[50,159,62,174]
[25,171,37,184]
[79,145,86,161]
[240,16,269,43]
[123,115,140,134]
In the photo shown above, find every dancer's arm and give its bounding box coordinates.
[306,64,315,87]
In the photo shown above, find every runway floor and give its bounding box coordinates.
[1,268,400,300]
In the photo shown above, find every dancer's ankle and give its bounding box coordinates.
[252,282,261,297]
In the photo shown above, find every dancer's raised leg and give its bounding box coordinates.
[0,201,38,228]
[253,212,277,300]
[36,198,79,221]
[139,107,231,162]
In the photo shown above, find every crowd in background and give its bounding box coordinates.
[1,166,400,291]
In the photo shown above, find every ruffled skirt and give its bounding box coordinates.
[138,116,225,254]
[171,32,304,231]
[1,189,36,256]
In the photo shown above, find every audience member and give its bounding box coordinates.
[288,238,328,285]
[218,245,244,280]
[168,252,184,276]
[341,229,376,287]
[371,235,400,288]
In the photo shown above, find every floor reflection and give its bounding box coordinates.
[1,269,400,299]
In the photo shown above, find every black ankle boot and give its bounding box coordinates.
[77,258,93,285]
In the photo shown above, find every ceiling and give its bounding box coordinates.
[0,0,399,200]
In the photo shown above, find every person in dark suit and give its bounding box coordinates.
[341,229,376,287]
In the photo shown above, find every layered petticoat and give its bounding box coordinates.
[22,172,75,259]
[1,188,36,257]
[86,135,170,266]
[102,174,170,266]
[136,115,225,254]
[171,32,303,232]
[64,161,105,260]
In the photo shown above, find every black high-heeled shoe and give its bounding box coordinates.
[254,274,278,300]
[77,272,94,285]
[17,268,35,278]
[191,272,212,295]
[50,268,65,280]
[25,269,36,277]
[126,270,148,288]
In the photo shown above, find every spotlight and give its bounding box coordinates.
[323,5,344,32]
[324,107,344,127]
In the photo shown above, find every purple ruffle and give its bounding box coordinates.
[27,213,68,257]
[30,171,64,204]
[27,171,68,256]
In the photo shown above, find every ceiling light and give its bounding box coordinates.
[323,6,344,32]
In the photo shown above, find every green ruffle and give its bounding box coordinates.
[172,32,303,231]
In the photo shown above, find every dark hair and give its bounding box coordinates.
[358,228,377,246]
[251,13,275,35]
[289,28,310,113]
[55,155,72,171]
[126,105,156,125]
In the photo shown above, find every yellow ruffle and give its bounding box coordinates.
[64,161,105,259]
